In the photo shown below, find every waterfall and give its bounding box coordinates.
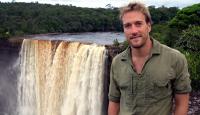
[17,39,107,115]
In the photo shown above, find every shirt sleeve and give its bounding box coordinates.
[108,61,121,102]
[174,54,192,94]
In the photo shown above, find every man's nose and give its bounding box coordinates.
[130,25,138,34]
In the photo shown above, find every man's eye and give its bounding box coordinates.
[135,22,142,27]
[124,23,131,28]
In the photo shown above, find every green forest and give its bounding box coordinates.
[0,2,179,37]
[0,2,199,90]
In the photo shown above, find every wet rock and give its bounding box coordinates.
[188,91,200,115]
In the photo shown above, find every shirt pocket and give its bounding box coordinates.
[153,80,172,99]
[146,79,172,106]
[145,77,172,105]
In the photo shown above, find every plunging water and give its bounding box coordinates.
[17,39,107,115]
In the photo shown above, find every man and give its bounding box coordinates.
[108,2,191,115]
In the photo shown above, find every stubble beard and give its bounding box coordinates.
[130,42,145,49]
[129,36,145,49]
[129,34,150,49]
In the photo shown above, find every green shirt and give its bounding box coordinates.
[109,39,191,115]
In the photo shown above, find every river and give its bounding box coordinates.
[27,32,125,45]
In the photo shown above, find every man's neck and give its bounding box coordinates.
[131,38,152,58]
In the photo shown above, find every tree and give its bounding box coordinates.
[169,3,200,30]
[175,25,200,90]
[149,5,179,24]
[176,25,200,52]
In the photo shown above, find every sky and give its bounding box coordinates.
[0,0,199,8]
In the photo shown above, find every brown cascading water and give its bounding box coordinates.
[18,39,106,115]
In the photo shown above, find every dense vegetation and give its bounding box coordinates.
[0,2,199,90]
[0,2,178,38]
[0,2,119,38]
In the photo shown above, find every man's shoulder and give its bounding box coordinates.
[159,43,186,60]
[112,48,128,65]
[160,43,179,53]
[159,42,179,54]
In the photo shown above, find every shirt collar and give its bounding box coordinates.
[121,38,161,61]
[151,38,161,55]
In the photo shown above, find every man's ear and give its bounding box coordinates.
[148,23,151,33]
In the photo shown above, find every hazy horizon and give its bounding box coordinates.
[0,0,199,8]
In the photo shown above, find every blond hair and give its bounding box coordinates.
[119,2,152,24]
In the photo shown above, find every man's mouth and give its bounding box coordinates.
[130,36,141,39]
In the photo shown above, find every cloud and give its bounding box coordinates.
[0,0,199,8]
[143,0,199,8]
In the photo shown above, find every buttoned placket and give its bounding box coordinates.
[120,39,161,114]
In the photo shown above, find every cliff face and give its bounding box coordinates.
[0,38,22,50]
[0,39,22,115]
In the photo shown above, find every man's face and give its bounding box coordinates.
[122,11,151,48]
